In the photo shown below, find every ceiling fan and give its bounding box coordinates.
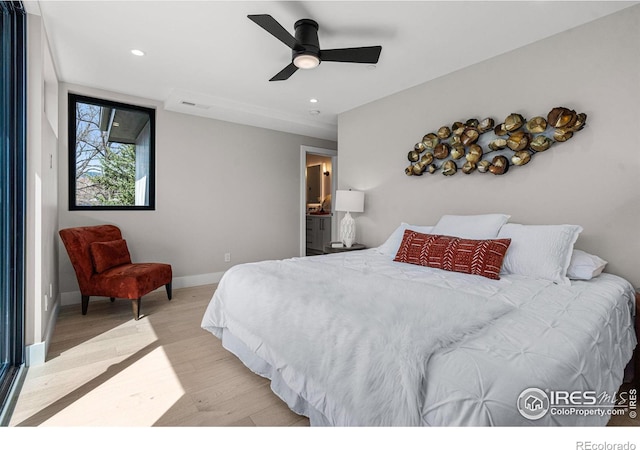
[248,14,382,81]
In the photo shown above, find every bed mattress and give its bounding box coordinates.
[201,249,636,426]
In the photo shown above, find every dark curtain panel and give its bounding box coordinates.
[0,0,26,424]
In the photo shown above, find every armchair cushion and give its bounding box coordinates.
[91,262,172,299]
[90,239,132,274]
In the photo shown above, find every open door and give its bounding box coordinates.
[300,146,337,257]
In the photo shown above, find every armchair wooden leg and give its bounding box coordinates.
[166,281,172,300]
[132,298,141,321]
[81,295,89,315]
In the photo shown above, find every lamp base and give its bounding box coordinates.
[340,211,356,248]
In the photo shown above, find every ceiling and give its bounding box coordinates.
[30,1,637,141]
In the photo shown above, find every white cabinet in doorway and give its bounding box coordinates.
[306,215,331,255]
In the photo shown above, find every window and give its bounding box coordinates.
[68,94,156,210]
[0,0,26,424]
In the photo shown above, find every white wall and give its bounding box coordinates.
[25,13,60,364]
[338,6,640,287]
[58,83,336,301]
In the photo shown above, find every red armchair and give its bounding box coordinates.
[59,224,172,320]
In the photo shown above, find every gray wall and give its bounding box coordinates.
[25,13,60,361]
[338,6,640,286]
[58,83,336,301]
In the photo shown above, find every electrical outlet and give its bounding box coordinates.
[224,253,231,262]
[44,294,48,311]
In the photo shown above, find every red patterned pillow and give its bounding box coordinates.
[90,239,132,274]
[393,230,511,280]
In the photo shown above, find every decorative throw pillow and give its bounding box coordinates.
[431,214,510,239]
[393,230,511,280]
[566,249,607,280]
[377,223,434,256]
[497,223,583,285]
[90,239,132,273]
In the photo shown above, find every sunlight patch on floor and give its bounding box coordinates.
[9,319,163,425]
[41,346,184,426]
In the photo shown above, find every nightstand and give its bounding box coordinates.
[324,243,366,254]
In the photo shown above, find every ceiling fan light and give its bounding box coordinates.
[293,54,320,69]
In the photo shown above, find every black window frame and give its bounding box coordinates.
[0,0,26,425]
[67,93,156,211]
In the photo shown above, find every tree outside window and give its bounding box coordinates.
[68,94,155,210]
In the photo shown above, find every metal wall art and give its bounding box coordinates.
[405,106,586,176]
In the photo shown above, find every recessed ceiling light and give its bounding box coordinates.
[309,98,318,103]
[131,49,145,56]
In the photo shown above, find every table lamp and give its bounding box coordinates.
[334,190,365,248]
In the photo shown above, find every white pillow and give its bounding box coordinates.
[431,214,510,239]
[498,223,583,285]
[567,249,607,280]
[377,223,434,256]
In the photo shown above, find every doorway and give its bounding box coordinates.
[299,146,337,257]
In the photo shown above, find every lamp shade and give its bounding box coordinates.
[334,190,364,213]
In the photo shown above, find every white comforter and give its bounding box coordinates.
[201,249,637,426]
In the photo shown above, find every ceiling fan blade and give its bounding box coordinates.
[320,46,382,64]
[269,63,299,82]
[248,14,299,50]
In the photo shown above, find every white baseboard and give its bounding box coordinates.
[60,271,225,306]
[26,342,47,366]
[171,271,224,290]
[26,298,60,366]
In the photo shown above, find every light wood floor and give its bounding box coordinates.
[8,283,638,428]
[9,284,309,427]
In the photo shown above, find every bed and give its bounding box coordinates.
[201,215,637,426]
